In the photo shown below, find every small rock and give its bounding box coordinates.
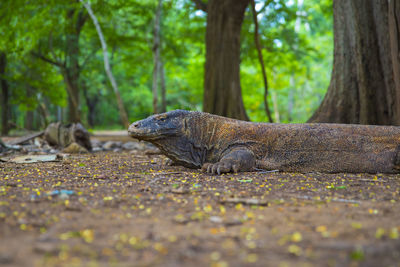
[209,216,223,224]
[90,138,103,148]
[171,187,189,194]
[122,141,140,150]
[0,253,13,264]
[34,242,60,255]
[92,147,103,152]
[49,149,60,154]
[103,141,122,150]
[63,142,88,153]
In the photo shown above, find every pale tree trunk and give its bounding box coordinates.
[38,100,50,128]
[0,52,9,135]
[271,91,280,123]
[203,0,250,121]
[160,60,167,113]
[152,0,162,114]
[288,76,294,122]
[81,0,130,128]
[309,0,400,125]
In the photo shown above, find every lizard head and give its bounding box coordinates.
[128,109,190,141]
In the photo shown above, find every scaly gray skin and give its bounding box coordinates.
[128,110,400,174]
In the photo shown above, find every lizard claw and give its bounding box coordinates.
[202,162,233,175]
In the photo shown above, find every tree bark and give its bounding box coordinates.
[64,7,86,123]
[82,82,99,127]
[389,0,400,124]
[0,52,9,135]
[25,86,34,130]
[309,0,400,125]
[25,111,33,130]
[203,0,250,121]
[81,0,130,128]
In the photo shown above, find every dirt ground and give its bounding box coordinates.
[1,144,400,267]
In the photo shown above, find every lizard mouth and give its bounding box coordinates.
[128,125,158,141]
[128,122,170,141]
[128,116,180,141]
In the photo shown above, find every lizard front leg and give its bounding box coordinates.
[202,148,256,175]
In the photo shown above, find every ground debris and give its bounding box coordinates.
[219,197,268,206]
[0,151,399,267]
[1,154,60,164]
[170,187,190,194]
[293,195,361,204]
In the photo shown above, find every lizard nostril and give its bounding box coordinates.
[128,123,139,133]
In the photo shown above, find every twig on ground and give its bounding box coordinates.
[219,198,268,206]
[254,168,279,173]
[294,195,361,204]
[359,179,387,182]
[151,172,184,175]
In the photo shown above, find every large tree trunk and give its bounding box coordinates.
[33,6,86,124]
[203,0,250,121]
[309,0,400,125]
[0,52,9,135]
[389,0,400,124]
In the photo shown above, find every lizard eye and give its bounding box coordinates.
[159,117,166,122]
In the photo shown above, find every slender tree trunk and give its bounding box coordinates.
[309,0,400,125]
[25,111,33,130]
[0,52,9,135]
[81,0,130,127]
[160,60,167,113]
[38,101,50,128]
[25,86,33,130]
[65,8,85,123]
[250,0,273,123]
[83,82,99,127]
[57,106,63,123]
[271,91,280,123]
[288,82,294,122]
[151,0,162,114]
[203,0,250,121]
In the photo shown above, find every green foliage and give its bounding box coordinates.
[240,0,333,122]
[0,0,333,131]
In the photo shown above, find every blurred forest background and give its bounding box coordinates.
[0,0,333,134]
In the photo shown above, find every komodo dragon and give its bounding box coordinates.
[128,110,400,174]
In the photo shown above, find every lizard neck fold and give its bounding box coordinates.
[149,112,215,168]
